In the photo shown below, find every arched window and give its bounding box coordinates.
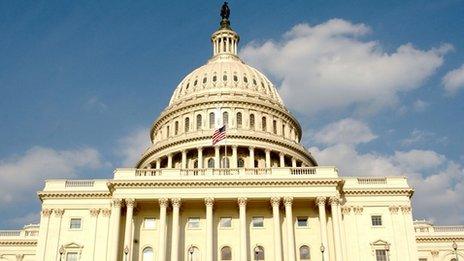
[223,112,229,127]
[185,117,190,132]
[174,121,179,135]
[166,126,170,138]
[197,114,202,130]
[451,259,457,261]
[237,158,245,168]
[142,247,154,261]
[273,120,277,134]
[187,246,200,261]
[236,112,242,128]
[193,160,198,168]
[299,245,310,260]
[250,114,255,129]
[208,158,215,168]
[221,246,232,260]
[209,112,215,129]
[282,124,286,137]
[261,116,267,131]
[253,246,265,261]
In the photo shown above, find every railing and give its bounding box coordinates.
[136,169,163,176]
[291,167,316,175]
[244,168,272,175]
[434,226,464,232]
[0,230,21,237]
[357,177,387,184]
[65,180,95,187]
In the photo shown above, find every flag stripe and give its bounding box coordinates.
[212,125,226,145]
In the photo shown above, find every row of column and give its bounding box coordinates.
[111,196,344,261]
[154,146,302,169]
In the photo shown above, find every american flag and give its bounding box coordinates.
[212,125,226,145]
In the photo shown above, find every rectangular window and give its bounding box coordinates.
[371,215,383,226]
[252,217,264,228]
[297,217,309,227]
[219,217,232,228]
[144,218,156,229]
[188,217,200,229]
[418,258,427,261]
[69,218,81,229]
[66,252,78,261]
[375,250,387,261]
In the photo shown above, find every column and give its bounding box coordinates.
[316,197,329,261]
[36,209,52,260]
[265,149,271,168]
[291,158,297,167]
[329,197,343,261]
[123,199,135,260]
[100,209,112,261]
[279,153,285,167]
[167,154,173,168]
[181,150,187,169]
[231,145,238,168]
[238,197,248,261]
[158,198,168,261]
[109,199,122,261]
[271,197,282,260]
[155,159,161,169]
[52,209,64,261]
[215,146,220,168]
[205,198,215,261]
[249,147,255,168]
[89,209,100,261]
[284,197,296,261]
[198,148,203,169]
[389,206,401,261]
[171,198,182,261]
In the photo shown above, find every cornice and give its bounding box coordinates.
[343,188,414,197]
[37,191,111,201]
[0,239,37,246]
[416,235,464,242]
[108,178,342,190]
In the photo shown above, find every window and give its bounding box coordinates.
[188,217,200,229]
[371,215,382,226]
[233,75,238,82]
[187,246,200,261]
[418,259,427,261]
[69,218,81,229]
[209,112,215,129]
[144,218,156,229]
[175,121,179,135]
[252,217,264,228]
[222,157,230,168]
[66,252,78,261]
[237,158,245,168]
[223,74,227,81]
[197,114,202,130]
[253,246,265,260]
[297,217,309,227]
[282,124,286,137]
[299,245,310,260]
[220,217,232,228]
[261,116,267,131]
[142,247,154,261]
[185,117,190,132]
[208,158,215,168]
[223,112,228,127]
[273,120,277,134]
[213,75,217,82]
[243,76,248,83]
[249,114,255,129]
[375,250,387,261]
[203,77,207,84]
[193,160,198,169]
[221,246,232,260]
[194,79,198,86]
[236,112,242,128]
[166,126,170,138]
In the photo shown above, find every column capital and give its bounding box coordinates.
[401,205,411,214]
[237,197,247,207]
[41,209,52,217]
[159,198,169,208]
[315,196,326,206]
[353,206,364,215]
[248,146,255,151]
[328,196,340,206]
[125,198,136,208]
[431,250,439,256]
[279,152,285,157]
[205,197,215,207]
[340,206,351,215]
[90,208,100,217]
[171,198,182,208]
[197,147,203,152]
[270,197,281,207]
[232,145,238,149]
[283,196,293,206]
[112,198,123,208]
[389,205,399,214]
[101,208,112,216]
[265,148,271,153]
[53,209,64,217]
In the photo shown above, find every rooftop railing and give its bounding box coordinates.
[65,180,95,187]
[357,177,387,185]
[133,167,325,177]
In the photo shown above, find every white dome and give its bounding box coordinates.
[169,55,284,107]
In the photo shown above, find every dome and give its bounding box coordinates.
[168,55,284,107]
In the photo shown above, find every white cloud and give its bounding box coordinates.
[309,120,464,224]
[412,99,428,112]
[401,129,448,146]
[83,96,108,112]
[115,127,151,166]
[313,118,377,145]
[443,64,464,95]
[241,19,452,116]
[0,147,105,204]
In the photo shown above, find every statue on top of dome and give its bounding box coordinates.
[220,2,231,29]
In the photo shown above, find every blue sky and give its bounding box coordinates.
[0,0,463,228]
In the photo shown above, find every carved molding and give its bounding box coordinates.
[125,198,136,208]
[112,199,123,208]
[431,250,439,256]
[315,196,326,206]
[89,209,100,217]
[328,196,340,206]
[53,209,64,217]
[237,197,247,207]
[283,196,293,206]
[401,205,412,214]
[101,208,111,217]
[204,197,215,207]
[270,197,280,207]
[38,191,111,200]
[171,198,182,208]
[353,206,364,215]
[341,206,351,215]
[41,209,52,217]
[159,198,169,208]
[389,205,399,214]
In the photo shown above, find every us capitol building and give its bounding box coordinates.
[1,3,463,261]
